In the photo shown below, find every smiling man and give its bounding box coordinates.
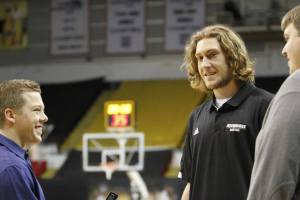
[0,79,48,200]
[179,25,273,200]
[247,5,300,200]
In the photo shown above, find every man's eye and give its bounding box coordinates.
[284,36,289,42]
[208,53,217,58]
[197,56,203,61]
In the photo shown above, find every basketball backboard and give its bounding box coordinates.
[82,132,144,180]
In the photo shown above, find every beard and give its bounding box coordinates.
[205,70,234,90]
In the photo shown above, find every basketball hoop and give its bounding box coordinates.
[82,133,149,199]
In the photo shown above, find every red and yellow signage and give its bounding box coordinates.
[104,100,135,132]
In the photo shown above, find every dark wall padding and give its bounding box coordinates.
[255,76,287,94]
[40,178,88,200]
[41,78,116,145]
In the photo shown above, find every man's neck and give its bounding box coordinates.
[0,128,24,149]
[213,80,240,99]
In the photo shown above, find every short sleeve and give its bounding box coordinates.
[180,111,195,182]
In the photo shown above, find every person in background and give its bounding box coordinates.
[247,5,300,200]
[179,24,273,200]
[0,79,48,200]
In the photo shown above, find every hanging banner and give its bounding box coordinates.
[0,0,28,49]
[106,0,145,54]
[165,0,205,52]
[50,0,89,55]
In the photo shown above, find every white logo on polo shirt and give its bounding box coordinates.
[226,124,247,132]
[193,128,199,135]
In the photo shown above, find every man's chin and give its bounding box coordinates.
[205,83,219,90]
[204,81,216,90]
[34,133,43,143]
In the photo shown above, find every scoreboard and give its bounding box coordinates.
[104,100,135,132]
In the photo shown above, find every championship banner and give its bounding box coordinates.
[50,0,89,55]
[106,0,145,54]
[0,0,28,49]
[165,0,205,51]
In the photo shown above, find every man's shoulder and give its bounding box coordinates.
[290,69,300,80]
[0,164,24,182]
[186,99,211,123]
[278,71,300,95]
[250,86,274,102]
[0,146,22,173]
[272,73,300,106]
[192,98,211,113]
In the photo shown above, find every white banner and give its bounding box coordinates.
[50,0,89,55]
[106,0,145,54]
[165,0,205,51]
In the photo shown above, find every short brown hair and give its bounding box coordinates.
[281,5,300,34]
[0,79,41,125]
[181,24,254,92]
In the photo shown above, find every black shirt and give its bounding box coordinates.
[180,83,273,200]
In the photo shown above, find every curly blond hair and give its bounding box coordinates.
[181,24,254,92]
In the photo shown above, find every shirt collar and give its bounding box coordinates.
[0,134,28,160]
[209,83,255,111]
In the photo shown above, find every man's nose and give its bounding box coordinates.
[41,112,48,123]
[200,57,211,68]
[282,45,287,58]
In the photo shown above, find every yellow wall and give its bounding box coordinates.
[62,80,205,150]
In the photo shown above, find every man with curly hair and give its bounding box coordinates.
[179,24,273,200]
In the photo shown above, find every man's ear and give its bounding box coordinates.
[4,108,16,124]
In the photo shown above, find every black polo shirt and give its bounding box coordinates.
[180,83,273,200]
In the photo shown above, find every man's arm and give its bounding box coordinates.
[179,111,195,200]
[248,93,300,200]
[181,182,190,200]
